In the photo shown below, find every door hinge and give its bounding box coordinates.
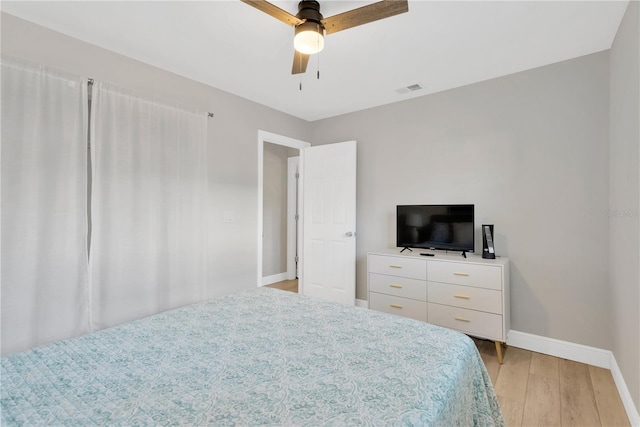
[295,172,300,179]
[295,214,299,221]
[295,256,299,263]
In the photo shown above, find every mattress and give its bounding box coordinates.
[1,288,504,426]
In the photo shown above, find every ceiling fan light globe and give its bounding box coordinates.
[294,22,324,54]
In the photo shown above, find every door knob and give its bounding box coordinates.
[346,231,355,237]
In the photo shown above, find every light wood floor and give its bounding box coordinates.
[265,279,299,293]
[266,279,630,426]
[473,338,629,426]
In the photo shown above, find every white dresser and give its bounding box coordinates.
[367,251,510,363]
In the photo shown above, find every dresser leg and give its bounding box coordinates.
[495,340,504,364]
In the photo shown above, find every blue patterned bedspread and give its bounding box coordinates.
[2,288,504,426]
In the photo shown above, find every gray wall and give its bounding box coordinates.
[609,1,640,409]
[310,52,612,350]
[1,13,311,298]
[262,142,289,277]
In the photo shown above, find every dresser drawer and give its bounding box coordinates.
[428,303,503,341]
[369,292,427,322]
[369,255,426,280]
[370,273,427,301]
[428,260,502,290]
[428,282,502,314]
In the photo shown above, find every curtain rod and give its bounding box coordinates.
[87,78,214,118]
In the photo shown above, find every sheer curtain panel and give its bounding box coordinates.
[1,57,89,355]
[90,83,208,330]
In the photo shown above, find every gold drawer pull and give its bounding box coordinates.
[390,304,403,309]
[453,272,469,277]
[389,264,402,269]
[455,317,471,322]
[454,294,470,299]
[389,284,403,289]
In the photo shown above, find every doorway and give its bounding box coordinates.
[257,131,310,293]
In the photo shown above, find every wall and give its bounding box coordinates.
[1,13,311,298]
[310,52,612,350]
[262,142,289,277]
[609,0,640,410]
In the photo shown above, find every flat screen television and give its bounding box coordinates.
[397,204,475,253]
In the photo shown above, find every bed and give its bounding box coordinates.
[1,288,504,426]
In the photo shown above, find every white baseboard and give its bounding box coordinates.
[610,353,640,426]
[355,298,367,308]
[507,330,611,368]
[508,330,638,425]
[261,272,289,286]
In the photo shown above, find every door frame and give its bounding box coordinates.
[286,156,300,280]
[257,130,310,291]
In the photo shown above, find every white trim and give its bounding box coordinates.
[257,130,310,290]
[261,273,289,287]
[610,354,640,426]
[507,330,611,368]
[259,130,310,150]
[297,151,305,295]
[508,330,639,425]
[355,298,368,308]
[286,157,299,281]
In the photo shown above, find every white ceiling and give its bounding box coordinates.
[1,1,629,121]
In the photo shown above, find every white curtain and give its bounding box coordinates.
[1,57,89,355]
[89,82,208,330]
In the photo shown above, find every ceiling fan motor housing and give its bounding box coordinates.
[297,0,324,27]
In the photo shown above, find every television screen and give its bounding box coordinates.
[397,204,475,252]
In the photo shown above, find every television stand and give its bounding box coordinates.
[461,251,467,258]
[400,247,413,253]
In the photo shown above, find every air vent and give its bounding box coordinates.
[395,83,423,94]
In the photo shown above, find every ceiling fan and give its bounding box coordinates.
[241,0,409,74]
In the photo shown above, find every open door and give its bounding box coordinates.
[301,141,356,305]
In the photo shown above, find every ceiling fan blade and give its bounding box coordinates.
[321,0,408,35]
[241,0,304,27]
[292,51,310,74]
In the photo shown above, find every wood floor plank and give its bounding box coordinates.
[559,359,601,427]
[495,347,531,403]
[530,351,559,380]
[589,365,631,426]
[265,280,298,293]
[521,373,561,426]
[498,395,524,427]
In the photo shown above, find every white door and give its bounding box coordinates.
[301,141,357,305]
